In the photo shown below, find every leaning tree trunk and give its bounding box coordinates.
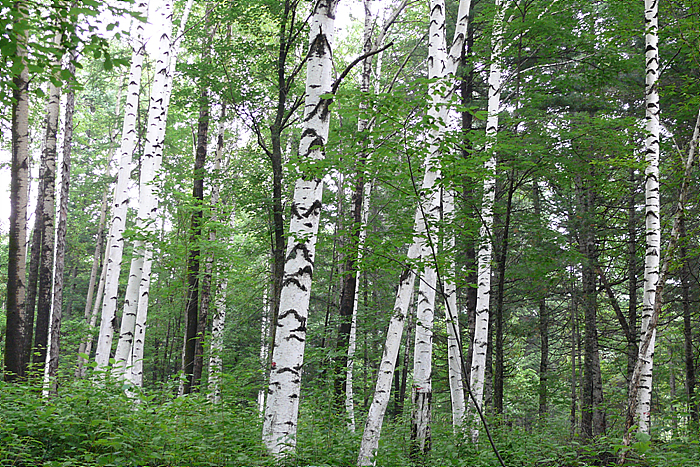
[4,4,31,381]
[262,0,339,456]
[358,0,472,463]
[469,0,503,443]
[443,190,466,430]
[620,103,700,464]
[94,0,149,372]
[76,186,110,377]
[636,0,660,435]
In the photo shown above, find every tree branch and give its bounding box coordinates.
[331,41,394,95]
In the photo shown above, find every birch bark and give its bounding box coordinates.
[113,0,193,383]
[76,187,109,377]
[469,0,504,442]
[262,0,339,456]
[637,0,660,434]
[358,0,472,463]
[111,0,173,377]
[94,0,149,371]
[4,2,31,380]
[443,189,465,430]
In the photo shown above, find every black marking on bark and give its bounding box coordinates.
[282,276,307,291]
[287,334,306,342]
[279,308,306,323]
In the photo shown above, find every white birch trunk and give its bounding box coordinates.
[79,240,109,378]
[358,242,419,466]
[469,0,504,443]
[76,185,110,377]
[408,0,448,436]
[112,0,174,378]
[129,248,152,387]
[259,286,270,414]
[443,189,465,429]
[358,0,472,463]
[94,0,149,371]
[637,0,660,434]
[44,55,77,392]
[113,0,193,382]
[262,0,339,456]
[346,182,371,432]
[208,277,227,403]
[412,263,437,453]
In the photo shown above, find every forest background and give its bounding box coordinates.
[1,0,700,466]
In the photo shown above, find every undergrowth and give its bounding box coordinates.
[0,375,698,466]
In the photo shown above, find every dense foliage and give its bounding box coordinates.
[1,0,700,465]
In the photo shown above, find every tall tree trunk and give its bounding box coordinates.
[34,59,62,368]
[636,0,661,434]
[576,173,605,439]
[113,0,192,384]
[207,105,227,403]
[460,16,477,388]
[357,0,472,463]
[76,187,110,377]
[208,277,227,403]
[95,0,149,371]
[533,182,548,419]
[262,0,339,455]
[627,169,638,381]
[183,66,211,395]
[493,171,514,416]
[25,171,44,365]
[469,0,503,442]
[443,189,466,430]
[570,278,578,435]
[410,259,437,456]
[45,55,77,388]
[621,104,700,462]
[4,3,31,381]
[680,217,698,429]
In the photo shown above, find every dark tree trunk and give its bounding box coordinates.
[680,217,698,430]
[25,193,44,365]
[460,20,477,387]
[570,281,578,435]
[493,170,515,415]
[182,82,210,394]
[533,182,549,419]
[576,175,605,439]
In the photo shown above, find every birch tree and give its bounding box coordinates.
[468,0,504,442]
[94,0,149,371]
[262,0,339,455]
[358,0,472,463]
[636,0,660,434]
